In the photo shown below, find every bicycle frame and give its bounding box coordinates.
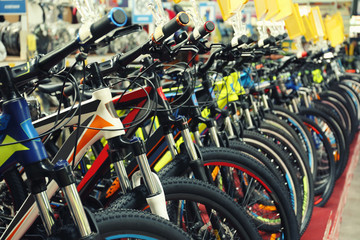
[0,69,94,240]
[2,84,170,239]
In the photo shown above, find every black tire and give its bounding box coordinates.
[313,102,350,179]
[3,167,28,211]
[109,177,262,240]
[158,149,300,239]
[241,130,303,225]
[319,88,357,141]
[227,140,285,183]
[340,79,360,122]
[263,113,304,148]
[300,116,336,207]
[316,97,351,137]
[94,208,192,239]
[271,106,318,179]
[302,102,349,180]
[324,87,357,140]
[258,122,314,235]
[333,83,359,135]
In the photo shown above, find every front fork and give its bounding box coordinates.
[162,116,212,182]
[107,136,169,220]
[25,159,93,239]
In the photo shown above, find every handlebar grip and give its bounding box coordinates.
[152,12,190,43]
[275,35,283,42]
[275,33,288,41]
[265,36,276,45]
[188,21,215,43]
[249,34,259,43]
[258,36,276,47]
[229,35,248,48]
[238,35,249,46]
[90,7,127,41]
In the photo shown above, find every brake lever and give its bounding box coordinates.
[210,43,226,48]
[111,25,143,39]
[90,25,143,49]
[178,45,199,54]
[169,36,189,52]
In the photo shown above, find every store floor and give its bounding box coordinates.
[339,155,360,239]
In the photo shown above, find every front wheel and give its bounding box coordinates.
[109,177,262,240]
[94,208,192,240]
[158,149,300,240]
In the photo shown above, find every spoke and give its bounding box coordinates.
[242,177,257,206]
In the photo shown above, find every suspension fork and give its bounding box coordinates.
[176,116,213,182]
[107,136,169,220]
[298,90,312,108]
[25,159,93,239]
[163,127,179,159]
[190,116,221,148]
[150,68,211,182]
[192,125,204,147]
[175,116,230,234]
[260,92,270,111]
[236,100,256,130]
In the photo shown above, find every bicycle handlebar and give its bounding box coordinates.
[188,21,215,43]
[89,7,127,41]
[13,7,127,85]
[151,12,190,43]
[229,35,249,48]
[98,12,190,75]
[258,36,276,48]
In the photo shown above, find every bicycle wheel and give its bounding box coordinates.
[94,208,192,240]
[109,177,262,240]
[300,116,336,207]
[340,79,360,122]
[258,122,314,235]
[322,87,357,140]
[263,113,303,148]
[315,97,350,137]
[270,106,317,179]
[300,103,348,180]
[319,88,357,141]
[227,140,285,182]
[333,83,359,137]
[313,101,349,177]
[3,167,28,211]
[241,130,303,225]
[158,149,300,239]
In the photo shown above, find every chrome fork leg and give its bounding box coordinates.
[136,152,159,195]
[181,128,199,161]
[107,137,132,194]
[54,160,92,238]
[224,116,235,138]
[113,160,132,194]
[244,108,254,129]
[194,130,204,147]
[164,133,178,159]
[209,126,221,147]
[61,184,92,237]
[291,98,299,113]
[131,138,169,220]
[27,159,93,238]
[34,191,55,236]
